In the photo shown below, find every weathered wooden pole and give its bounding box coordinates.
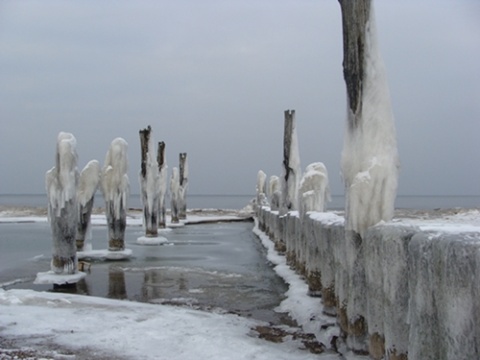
[76,160,101,251]
[139,126,160,237]
[280,109,301,215]
[178,152,188,219]
[46,132,80,274]
[338,0,399,355]
[101,138,129,251]
[170,167,180,223]
[157,141,168,228]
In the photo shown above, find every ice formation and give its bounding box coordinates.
[45,132,80,274]
[170,167,180,223]
[268,175,281,211]
[139,126,161,236]
[178,153,188,219]
[339,3,399,353]
[280,110,301,214]
[101,138,129,251]
[256,170,268,210]
[341,7,399,238]
[76,160,100,251]
[298,162,331,219]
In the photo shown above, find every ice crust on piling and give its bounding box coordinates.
[341,8,399,237]
[45,132,80,275]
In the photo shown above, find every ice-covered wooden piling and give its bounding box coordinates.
[139,126,161,236]
[256,207,480,359]
[101,138,129,251]
[338,0,399,352]
[45,132,80,274]
[280,110,301,215]
[170,167,180,223]
[178,152,188,220]
[157,141,168,228]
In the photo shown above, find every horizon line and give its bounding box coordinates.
[1,193,479,197]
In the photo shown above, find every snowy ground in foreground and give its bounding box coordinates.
[0,287,344,360]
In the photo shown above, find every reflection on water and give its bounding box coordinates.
[1,221,292,325]
[108,265,127,300]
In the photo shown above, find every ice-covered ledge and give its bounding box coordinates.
[255,206,480,359]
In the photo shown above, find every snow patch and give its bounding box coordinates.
[34,271,86,285]
[77,248,132,260]
[136,236,169,245]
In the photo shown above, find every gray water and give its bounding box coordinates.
[0,221,292,325]
[1,193,479,210]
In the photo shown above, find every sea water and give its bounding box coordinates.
[1,193,479,210]
[0,220,292,325]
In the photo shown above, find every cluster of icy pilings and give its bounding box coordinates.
[256,207,480,359]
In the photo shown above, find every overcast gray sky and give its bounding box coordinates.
[0,0,479,196]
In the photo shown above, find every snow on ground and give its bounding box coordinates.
[0,207,253,226]
[34,271,87,285]
[252,221,341,348]
[77,248,133,261]
[136,235,169,245]
[0,288,340,360]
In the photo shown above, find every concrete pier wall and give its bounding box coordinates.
[256,206,480,360]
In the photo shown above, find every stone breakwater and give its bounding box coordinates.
[256,206,480,360]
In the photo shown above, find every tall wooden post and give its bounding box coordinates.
[170,167,180,223]
[338,0,399,356]
[281,109,301,215]
[157,141,167,228]
[139,126,160,237]
[338,0,371,124]
[178,152,188,219]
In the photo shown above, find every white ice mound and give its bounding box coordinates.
[168,222,185,228]
[137,236,169,245]
[77,248,133,260]
[34,271,86,285]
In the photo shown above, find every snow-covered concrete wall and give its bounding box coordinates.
[256,206,480,360]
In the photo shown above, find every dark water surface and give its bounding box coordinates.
[0,221,292,325]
